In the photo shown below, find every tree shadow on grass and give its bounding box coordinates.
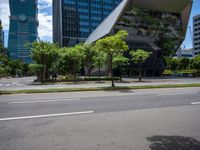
[147,135,200,150]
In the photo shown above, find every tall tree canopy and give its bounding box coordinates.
[59,45,85,81]
[30,41,59,81]
[130,49,151,81]
[95,30,129,87]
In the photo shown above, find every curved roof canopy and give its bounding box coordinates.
[85,0,192,44]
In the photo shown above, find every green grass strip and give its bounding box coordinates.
[1,83,200,95]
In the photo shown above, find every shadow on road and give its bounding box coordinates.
[147,135,200,150]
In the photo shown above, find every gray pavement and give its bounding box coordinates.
[0,87,200,149]
[1,76,200,91]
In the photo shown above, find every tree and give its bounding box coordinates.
[95,30,129,87]
[129,49,151,81]
[178,57,190,70]
[0,44,9,77]
[0,45,8,64]
[7,59,24,77]
[93,51,106,81]
[29,64,44,81]
[113,55,129,82]
[164,56,172,70]
[30,41,59,81]
[170,58,178,71]
[59,45,85,82]
[191,55,200,71]
[77,43,97,77]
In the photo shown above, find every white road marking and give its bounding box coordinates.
[12,81,18,85]
[191,102,200,105]
[5,84,11,86]
[0,111,94,121]
[157,92,198,96]
[8,98,80,104]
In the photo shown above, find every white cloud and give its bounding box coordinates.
[37,0,53,41]
[0,0,53,42]
[0,0,10,31]
[38,12,52,41]
[38,0,52,10]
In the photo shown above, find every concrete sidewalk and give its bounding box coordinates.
[0,76,200,91]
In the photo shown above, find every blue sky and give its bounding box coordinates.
[0,0,200,49]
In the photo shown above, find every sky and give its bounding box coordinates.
[0,0,200,49]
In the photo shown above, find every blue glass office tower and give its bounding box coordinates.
[8,0,38,63]
[53,0,122,47]
[0,19,4,47]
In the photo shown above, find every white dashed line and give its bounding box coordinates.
[8,98,80,104]
[0,111,94,121]
[157,92,198,96]
[191,102,200,105]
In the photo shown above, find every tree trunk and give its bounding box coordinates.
[98,65,101,82]
[120,68,122,82]
[139,63,142,82]
[73,60,76,82]
[110,56,115,87]
[42,65,46,82]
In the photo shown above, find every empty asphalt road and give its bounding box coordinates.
[0,87,200,150]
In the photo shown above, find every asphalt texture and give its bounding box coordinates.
[0,87,200,150]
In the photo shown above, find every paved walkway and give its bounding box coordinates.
[0,76,200,91]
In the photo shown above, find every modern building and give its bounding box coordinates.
[86,0,192,76]
[8,0,38,63]
[193,14,200,56]
[176,47,193,58]
[53,0,122,47]
[0,19,4,47]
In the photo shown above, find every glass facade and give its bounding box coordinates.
[193,14,200,56]
[8,0,38,63]
[53,0,122,47]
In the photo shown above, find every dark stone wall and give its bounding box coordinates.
[113,6,184,76]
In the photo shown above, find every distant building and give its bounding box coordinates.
[193,14,200,56]
[53,0,122,47]
[176,47,193,58]
[8,0,38,63]
[0,19,4,47]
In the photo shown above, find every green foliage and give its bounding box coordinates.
[95,30,129,87]
[178,57,190,70]
[29,64,44,80]
[30,41,59,80]
[142,16,160,26]
[58,45,85,81]
[129,49,151,64]
[7,59,24,77]
[95,30,128,56]
[121,17,131,24]
[162,70,172,76]
[113,55,129,68]
[169,58,179,71]
[191,55,200,71]
[129,49,151,81]
[93,51,106,68]
[164,56,172,70]
[0,66,8,77]
[77,43,97,76]
[0,44,8,64]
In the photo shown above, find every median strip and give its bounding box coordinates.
[0,111,94,121]
[1,83,200,95]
